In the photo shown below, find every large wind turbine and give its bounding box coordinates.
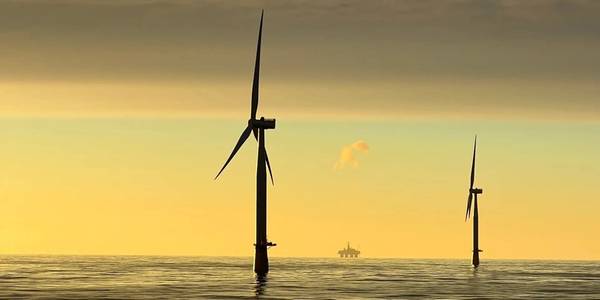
[465,136,483,268]
[215,10,276,275]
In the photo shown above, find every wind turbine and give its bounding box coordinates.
[465,135,483,268]
[214,10,276,275]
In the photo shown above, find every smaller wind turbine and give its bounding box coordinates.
[465,135,484,268]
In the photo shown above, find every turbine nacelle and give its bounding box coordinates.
[470,188,483,195]
[250,117,276,129]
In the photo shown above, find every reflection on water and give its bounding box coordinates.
[0,256,598,299]
[254,274,268,297]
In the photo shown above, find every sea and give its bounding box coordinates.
[0,256,598,299]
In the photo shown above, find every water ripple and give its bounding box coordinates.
[0,256,598,299]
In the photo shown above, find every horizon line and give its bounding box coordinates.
[1,253,598,262]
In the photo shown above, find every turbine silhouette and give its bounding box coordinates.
[465,135,483,268]
[215,10,276,275]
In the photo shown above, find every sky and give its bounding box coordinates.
[0,0,599,260]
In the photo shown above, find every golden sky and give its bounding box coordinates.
[0,1,599,259]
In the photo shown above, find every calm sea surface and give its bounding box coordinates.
[0,256,598,299]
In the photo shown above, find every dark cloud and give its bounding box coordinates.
[0,0,599,119]
[1,0,599,82]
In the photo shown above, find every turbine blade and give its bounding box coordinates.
[469,135,477,189]
[215,126,253,179]
[265,149,274,185]
[250,10,264,120]
[253,128,259,140]
[465,192,473,220]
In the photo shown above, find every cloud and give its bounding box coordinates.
[2,0,600,120]
[351,140,369,152]
[2,0,600,83]
[334,140,369,170]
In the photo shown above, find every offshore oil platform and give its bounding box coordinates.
[338,242,361,258]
